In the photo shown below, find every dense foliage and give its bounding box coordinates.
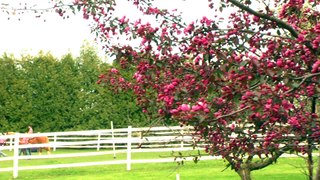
[0,45,149,133]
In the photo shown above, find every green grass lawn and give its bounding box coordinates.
[0,149,316,180]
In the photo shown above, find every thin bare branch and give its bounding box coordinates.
[285,72,320,94]
[215,106,250,120]
[228,0,298,38]
[227,0,318,55]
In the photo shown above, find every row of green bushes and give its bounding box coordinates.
[0,45,152,133]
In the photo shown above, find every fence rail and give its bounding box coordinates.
[0,124,208,178]
[0,123,315,179]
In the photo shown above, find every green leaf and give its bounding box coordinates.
[292,82,300,88]
[240,61,248,67]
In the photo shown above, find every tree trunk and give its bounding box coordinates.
[308,96,317,180]
[315,153,320,180]
[237,167,251,180]
[307,143,314,180]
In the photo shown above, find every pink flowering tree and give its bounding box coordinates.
[3,0,319,179]
[69,0,320,179]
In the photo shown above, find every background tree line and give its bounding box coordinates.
[0,44,155,133]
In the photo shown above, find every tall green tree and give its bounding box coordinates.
[0,54,31,132]
[19,52,74,131]
[0,45,149,132]
[76,42,149,129]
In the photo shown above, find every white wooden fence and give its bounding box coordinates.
[0,124,214,179]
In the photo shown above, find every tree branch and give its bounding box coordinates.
[1,3,73,12]
[228,0,298,37]
[227,0,318,55]
[215,106,250,120]
[285,72,320,94]
[224,155,238,170]
[249,145,291,171]
[228,0,299,38]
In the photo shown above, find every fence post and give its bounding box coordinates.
[53,134,57,151]
[97,132,101,151]
[180,129,184,148]
[13,133,20,179]
[139,131,142,149]
[176,173,180,180]
[111,121,116,159]
[127,126,132,171]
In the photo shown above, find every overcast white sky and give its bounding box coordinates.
[0,0,215,60]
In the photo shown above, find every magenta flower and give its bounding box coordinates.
[191,105,202,111]
[169,109,179,114]
[288,117,301,128]
[110,68,119,73]
[180,104,190,111]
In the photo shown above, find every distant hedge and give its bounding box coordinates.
[0,45,153,133]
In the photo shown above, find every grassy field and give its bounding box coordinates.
[0,149,316,180]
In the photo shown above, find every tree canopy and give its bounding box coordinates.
[1,0,320,179]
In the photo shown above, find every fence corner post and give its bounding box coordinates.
[127,126,132,171]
